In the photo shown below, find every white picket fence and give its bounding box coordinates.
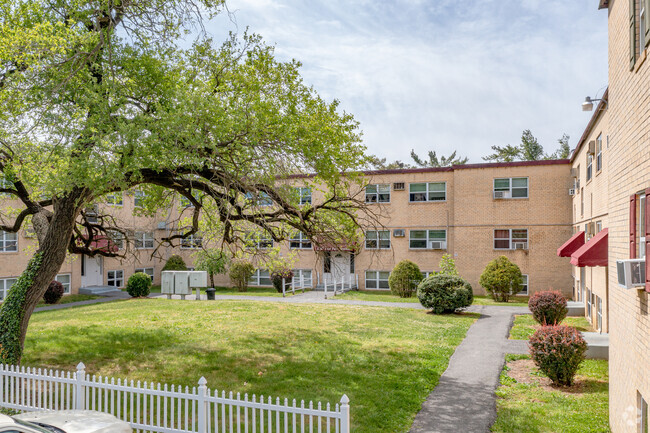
[0,363,350,433]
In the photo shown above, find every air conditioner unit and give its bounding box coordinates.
[570,168,578,178]
[156,222,167,230]
[513,242,528,250]
[574,179,580,190]
[429,241,447,250]
[393,182,405,191]
[588,140,596,155]
[569,188,576,196]
[617,259,646,289]
[393,229,405,237]
[493,191,511,199]
[587,222,596,237]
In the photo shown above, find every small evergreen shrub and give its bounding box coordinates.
[162,255,187,271]
[388,260,423,298]
[126,272,152,297]
[229,261,255,292]
[43,281,65,304]
[417,274,473,314]
[479,256,523,302]
[271,268,294,293]
[529,290,568,325]
[529,325,587,386]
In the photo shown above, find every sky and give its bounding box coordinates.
[206,0,608,164]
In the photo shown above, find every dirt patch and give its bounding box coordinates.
[506,359,588,393]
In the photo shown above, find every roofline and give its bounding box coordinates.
[570,87,608,163]
[598,0,608,10]
[285,159,570,179]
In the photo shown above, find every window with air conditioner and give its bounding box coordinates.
[494,229,528,250]
[409,229,446,249]
[617,259,646,289]
[493,177,528,199]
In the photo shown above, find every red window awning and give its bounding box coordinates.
[557,231,586,257]
[570,228,608,267]
[79,235,118,253]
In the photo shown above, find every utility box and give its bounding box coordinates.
[161,271,175,295]
[174,272,192,295]
[189,271,208,288]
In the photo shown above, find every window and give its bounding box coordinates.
[581,187,584,216]
[409,182,446,202]
[640,5,647,58]
[596,134,603,172]
[108,230,125,250]
[55,274,71,294]
[596,296,602,333]
[494,229,528,250]
[493,177,528,198]
[580,267,586,304]
[296,187,312,205]
[596,221,602,234]
[586,288,592,322]
[0,231,18,252]
[180,195,193,208]
[107,270,124,287]
[289,232,312,249]
[135,231,154,249]
[365,271,390,289]
[586,153,593,182]
[105,193,123,206]
[292,269,312,287]
[324,252,331,273]
[639,392,649,433]
[134,190,146,208]
[181,234,203,249]
[366,184,390,203]
[421,271,434,279]
[350,254,355,273]
[246,232,273,249]
[365,230,390,249]
[0,176,13,196]
[409,229,447,249]
[245,192,272,207]
[0,277,17,301]
[135,267,155,282]
[249,269,272,286]
[638,193,647,258]
[517,275,529,295]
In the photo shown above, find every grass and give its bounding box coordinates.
[472,296,530,307]
[333,291,530,307]
[148,285,294,297]
[26,299,478,433]
[509,315,593,340]
[492,355,609,432]
[36,294,100,308]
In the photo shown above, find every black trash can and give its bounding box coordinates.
[205,288,216,300]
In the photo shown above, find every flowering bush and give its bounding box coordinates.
[271,268,294,293]
[529,325,587,386]
[529,290,568,325]
[43,280,65,304]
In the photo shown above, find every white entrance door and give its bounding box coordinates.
[81,255,103,287]
[331,252,350,282]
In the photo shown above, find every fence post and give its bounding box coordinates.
[324,279,328,299]
[197,377,207,433]
[340,395,350,433]
[75,362,86,410]
[282,278,286,297]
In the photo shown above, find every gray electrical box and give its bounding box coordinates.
[161,271,175,294]
[174,272,191,295]
[189,271,208,288]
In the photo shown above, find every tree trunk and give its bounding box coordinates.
[0,195,81,365]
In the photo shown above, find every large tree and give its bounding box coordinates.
[483,130,570,162]
[0,0,369,364]
[410,149,468,167]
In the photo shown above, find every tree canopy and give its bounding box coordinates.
[482,130,571,162]
[410,150,468,167]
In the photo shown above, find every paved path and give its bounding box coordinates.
[409,305,530,433]
[34,291,130,312]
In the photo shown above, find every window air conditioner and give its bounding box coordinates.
[156,222,167,230]
[617,259,646,289]
[393,229,405,237]
[493,191,511,199]
[588,140,596,155]
[570,168,578,178]
[569,188,576,196]
[429,241,447,250]
[513,242,528,250]
[393,182,405,191]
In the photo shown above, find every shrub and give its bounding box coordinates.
[388,260,423,298]
[417,274,473,314]
[529,290,568,325]
[162,255,187,271]
[438,254,459,276]
[126,272,152,297]
[478,256,523,302]
[270,268,294,293]
[43,281,65,304]
[229,261,255,292]
[529,325,587,386]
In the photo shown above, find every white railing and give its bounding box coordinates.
[0,363,350,433]
[281,275,308,298]
[323,275,358,299]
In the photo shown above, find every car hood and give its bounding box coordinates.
[14,410,131,433]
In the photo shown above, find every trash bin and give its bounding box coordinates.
[205,288,216,300]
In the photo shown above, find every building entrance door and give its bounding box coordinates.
[81,255,103,287]
[330,252,350,282]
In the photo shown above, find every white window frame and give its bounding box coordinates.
[0,231,18,252]
[640,6,647,58]
[108,230,125,250]
[249,269,271,286]
[134,190,146,208]
[409,229,447,249]
[55,274,72,294]
[135,267,155,282]
[292,269,313,287]
[289,232,312,249]
[586,288,592,323]
[596,133,603,172]
[421,271,434,279]
[518,274,529,295]
[493,177,529,199]
[105,192,123,206]
[246,232,273,249]
[365,230,391,249]
[0,277,17,301]
[586,153,593,182]
[365,184,390,203]
[365,270,390,290]
[107,270,124,288]
[494,229,528,250]
[409,182,446,202]
[135,231,154,249]
[181,234,203,249]
[639,193,646,259]
[296,187,312,205]
[245,192,273,207]
[596,296,602,333]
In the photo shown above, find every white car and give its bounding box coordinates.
[1,410,131,433]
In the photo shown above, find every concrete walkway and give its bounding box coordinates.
[34,290,130,312]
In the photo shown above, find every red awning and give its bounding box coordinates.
[557,231,586,257]
[79,235,118,253]
[570,228,608,267]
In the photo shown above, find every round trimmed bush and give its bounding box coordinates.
[529,325,587,386]
[43,280,65,304]
[416,274,473,314]
[270,268,294,293]
[126,272,152,297]
[162,255,187,271]
[529,290,568,325]
[388,260,423,298]
[479,256,523,302]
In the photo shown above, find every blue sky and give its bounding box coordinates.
[207,1,608,163]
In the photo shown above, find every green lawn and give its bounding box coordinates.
[149,285,295,297]
[36,294,100,308]
[509,315,593,340]
[333,291,530,307]
[26,299,477,433]
[492,355,609,432]
[472,296,530,307]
